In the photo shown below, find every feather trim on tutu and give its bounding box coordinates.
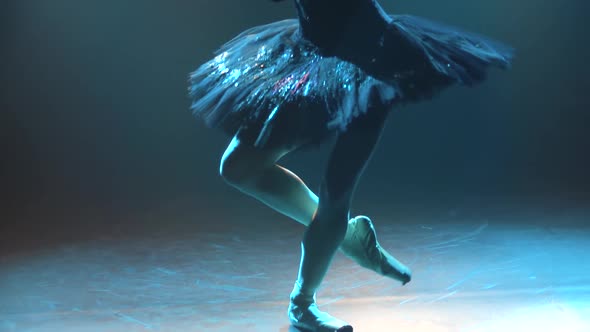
[390,15,514,85]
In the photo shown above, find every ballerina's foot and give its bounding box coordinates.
[346,216,412,285]
[288,300,353,332]
[380,247,412,285]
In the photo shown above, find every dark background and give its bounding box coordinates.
[2,0,589,253]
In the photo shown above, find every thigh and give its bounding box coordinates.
[221,115,320,176]
[319,107,390,210]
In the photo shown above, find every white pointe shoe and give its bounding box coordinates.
[340,215,412,285]
[288,283,353,332]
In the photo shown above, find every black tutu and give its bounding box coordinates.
[188,1,513,150]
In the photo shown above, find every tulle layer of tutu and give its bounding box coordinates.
[189,15,513,149]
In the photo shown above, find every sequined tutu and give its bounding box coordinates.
[188,14,513,149]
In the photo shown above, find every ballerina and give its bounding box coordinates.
[189,0,513,330]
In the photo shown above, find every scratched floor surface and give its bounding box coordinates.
[1,209,589,332]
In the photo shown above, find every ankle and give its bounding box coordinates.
[290,281,315,305]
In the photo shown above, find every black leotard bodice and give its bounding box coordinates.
[294,0,430,79]
[295,0,392,53]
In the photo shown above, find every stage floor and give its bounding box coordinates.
[1,209,589,331]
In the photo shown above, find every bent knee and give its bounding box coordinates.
[318,179,353,211]
[219,135,288,186]
[219,142,269,187]
[219,153,254,186]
